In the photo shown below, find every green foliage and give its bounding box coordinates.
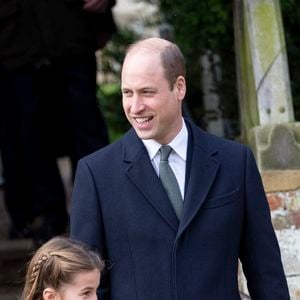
[160,0,230,54]
[97,29,139,141]
[99,28,140,81]
[97,83,130,142]
[157,0,238,129]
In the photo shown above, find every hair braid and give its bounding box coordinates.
[25,252,54,300]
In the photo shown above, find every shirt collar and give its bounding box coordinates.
[142,119,188,161]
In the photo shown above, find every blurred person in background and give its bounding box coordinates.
[0,0,116,245]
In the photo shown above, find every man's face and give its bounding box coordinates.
[121,50,185,145]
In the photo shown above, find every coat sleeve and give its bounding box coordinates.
[239,147,290,299]
[70,158,110,299]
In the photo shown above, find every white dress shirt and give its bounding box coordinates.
[142,119,188,200]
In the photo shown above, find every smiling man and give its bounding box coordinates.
[121,39,185,145]
[70,37,289,299]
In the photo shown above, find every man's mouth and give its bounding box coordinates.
[134,117,153,124]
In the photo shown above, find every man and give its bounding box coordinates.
[70,38,289,299]
[0,0,116,242]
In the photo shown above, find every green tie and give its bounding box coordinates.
[159,145,183,220]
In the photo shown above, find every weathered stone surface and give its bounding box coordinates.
[284,191,300,211]
[262,171,300,193]
[272,209,293,230]
[286,277,300,300]
[235,0,294,142]
[267,190,300,230]
[289,211,300,229]
[276,229,300,299]
[268,190,300,299]
[268,194,284,210]
[272,210,300,230]
[239,189,300,299]
[249,123,300,171]
[276,229,300,276]
[244,0,294,126]
[269,190,300,211]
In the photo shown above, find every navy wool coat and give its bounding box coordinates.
[70,119,289,300]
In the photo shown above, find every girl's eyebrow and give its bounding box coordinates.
[80,286,94,292]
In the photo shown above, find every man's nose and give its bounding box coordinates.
[131,95,145,113]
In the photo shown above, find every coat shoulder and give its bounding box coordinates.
[188,120,248,155]
[78,129,138,169]
[82,137,123,165]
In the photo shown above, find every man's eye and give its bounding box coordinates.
[122,90,132,97]
[143,90,155,96]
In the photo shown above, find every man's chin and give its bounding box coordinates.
[134,129,154,141]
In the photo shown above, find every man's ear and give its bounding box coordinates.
[43,287,58,300]
[175,76,186,101]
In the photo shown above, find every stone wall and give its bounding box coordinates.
[239,171,300,299]
[270,189,300,299]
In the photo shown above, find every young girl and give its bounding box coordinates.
[22,236,104,300]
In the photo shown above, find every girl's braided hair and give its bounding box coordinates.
[22,236,104,300]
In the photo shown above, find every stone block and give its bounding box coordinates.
[286,276,300,300]
[268,190,300,230]
[271,210,292,230]
[248,122,300,172]
[275,229,300,277]
[262,171,300,193]
[268,194,284,210]
[288,211,300,229]
[284,191,300,211]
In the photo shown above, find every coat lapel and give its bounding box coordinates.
[123,130,179,233]
[177,121,220,237]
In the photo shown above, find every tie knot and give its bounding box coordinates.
[160,145,173,162]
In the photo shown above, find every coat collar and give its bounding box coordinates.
[122,120,220,236]
[178,119,220,237]
[122,129,180,232]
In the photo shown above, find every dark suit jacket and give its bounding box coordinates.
[70,119,289,300]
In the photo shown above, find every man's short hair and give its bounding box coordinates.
[160,43,186,89]
[125,38,186,90]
